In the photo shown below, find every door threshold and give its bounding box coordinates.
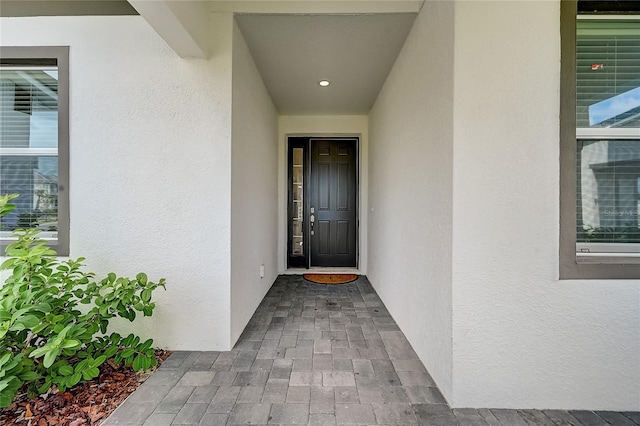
[284,267,362,275]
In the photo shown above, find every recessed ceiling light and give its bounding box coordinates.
[318,80,330,87]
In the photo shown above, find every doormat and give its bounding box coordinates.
[303,274,358,284]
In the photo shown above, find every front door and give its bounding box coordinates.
[287,137,358,268]
[310,139,357,267]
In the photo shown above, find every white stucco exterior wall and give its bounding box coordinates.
[3,1,639,411]
[367,0,455,401]
[0,15,235,350]
[278,115,369,273]
[230,19,279,346]
[451,1,640,410]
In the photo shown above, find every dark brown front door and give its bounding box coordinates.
[309,139,357,267]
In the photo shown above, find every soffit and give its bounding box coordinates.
[235,13,417,115]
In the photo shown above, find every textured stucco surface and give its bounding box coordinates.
[367,0,455,402]
[451,1,640,410]
[2,1,639,412]
[230,19,279,347]
[0,15,234,350]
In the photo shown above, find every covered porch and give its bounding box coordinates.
[104,276,639,425]
[2,0,638,412]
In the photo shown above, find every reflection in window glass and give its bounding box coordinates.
[578,140,640,243]
[576,20,640,129]
[292,148,303,255]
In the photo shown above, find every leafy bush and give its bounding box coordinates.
[0,194,166,407]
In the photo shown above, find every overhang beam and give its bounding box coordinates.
[128,0,212,58]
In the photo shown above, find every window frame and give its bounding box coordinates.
[0,46,70,256]
[560,1,640,279]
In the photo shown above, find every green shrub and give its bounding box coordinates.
[0,194,166,407]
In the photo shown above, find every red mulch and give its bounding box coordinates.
[0,350,171,426]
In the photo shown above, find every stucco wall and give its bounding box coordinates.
[367,0,455,401]
[0,15,234,350]
[3,1,639,411]
[277,115,369,273]
[369,0,640,410]
[230,19,279,346]
[451,1,640,410]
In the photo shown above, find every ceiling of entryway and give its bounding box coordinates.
[235,13,417,115]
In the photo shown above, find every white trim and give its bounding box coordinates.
[576,243,640,262]
[0,148,58,156]
[0,66,57,71]
[576,128,640,139]
[577,242,640,253]
[0,231,58,240]
[578,15,640,21]
[577,252,640,264]
[212,1,422,14]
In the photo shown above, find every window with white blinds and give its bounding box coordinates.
[0,47,69,255]
[575,18,640,263]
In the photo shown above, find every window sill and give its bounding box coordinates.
[576,253,640,265]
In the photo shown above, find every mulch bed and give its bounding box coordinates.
[0,350,171,426]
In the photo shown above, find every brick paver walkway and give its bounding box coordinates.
[104,275,640,425]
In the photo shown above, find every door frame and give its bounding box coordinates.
[286,136,360,269]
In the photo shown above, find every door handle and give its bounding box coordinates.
[310,209,315,235]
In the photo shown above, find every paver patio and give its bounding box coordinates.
[103,275,640,425]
